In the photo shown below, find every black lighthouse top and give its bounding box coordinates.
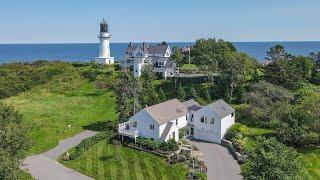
[100,19,108,33]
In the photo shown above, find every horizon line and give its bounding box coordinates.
[1,40,320,45]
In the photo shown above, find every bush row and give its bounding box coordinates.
[136,137,179,153]
[69,131,115,160]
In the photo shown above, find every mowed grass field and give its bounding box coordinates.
[61,141,188,180]
[298,148,320,179]
[3,75,117,154]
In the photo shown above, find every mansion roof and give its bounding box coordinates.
[126,43,169,55]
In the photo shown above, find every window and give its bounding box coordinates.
[158,62,164,66]
[150,124,155,130]
[210,118,214,125]
[200,116,205,123]
[176,119,178,125]
[231,112,235,117]
[135,69,138,73]
[186,115,188,120]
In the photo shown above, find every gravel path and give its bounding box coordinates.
[190,140,242,180]
[21,130,98,180]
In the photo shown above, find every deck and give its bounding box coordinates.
[118,122,139,140]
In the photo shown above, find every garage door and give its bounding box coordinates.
[194,128,220,143]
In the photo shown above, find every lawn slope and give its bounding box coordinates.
[3,74,117,154]
[61,141,188,180]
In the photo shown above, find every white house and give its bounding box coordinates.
[184,99,235,143]
[121,43,178,79]
[119,98,235,144]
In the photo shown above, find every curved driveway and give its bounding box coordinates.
[190,140,242,180]
[21,130,97,180]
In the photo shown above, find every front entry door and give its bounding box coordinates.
[191,127,194,136]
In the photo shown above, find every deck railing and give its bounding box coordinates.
[118,121,139,138]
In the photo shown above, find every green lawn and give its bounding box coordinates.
[298,147,320,179]
[3,76,117,154]
[61,141,188,180]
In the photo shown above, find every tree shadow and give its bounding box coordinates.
[83,120,117,132]
[99,155,114,161]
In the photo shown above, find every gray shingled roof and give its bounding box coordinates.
[125,43,168,55]
[208,99,235,118]
[126,45,139,53]
[182,99,202,111]
[145,99,188,124]
[147,45,168,55]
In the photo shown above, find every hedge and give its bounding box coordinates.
[69,131,115,160]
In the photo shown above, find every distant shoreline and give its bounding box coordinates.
[1,42,320,63]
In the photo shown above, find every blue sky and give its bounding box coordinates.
[1,0,320,43]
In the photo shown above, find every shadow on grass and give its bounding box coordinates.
[99,155,114,161]
[83,120,117,132]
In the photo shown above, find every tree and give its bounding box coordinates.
[140,66,159,105]
[115,72,142,122]
[219,52,257,102]
[273,93,320,146]
[310,52,320,65]
[176,83,186,101]
[159,87,166,102]
[240,81,294,126]
[265,56,314,89]
[310,52,320,84]
[171,46,184,66]
[0,102,30,179]
[191,38,236,73]
[242,137,302,180]
[188,87,198,100]
[203,87,211,102]
[266,44,288,61]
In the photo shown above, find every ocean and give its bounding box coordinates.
[0,42,320,64]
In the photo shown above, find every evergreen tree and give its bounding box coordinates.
[203,87,211,102]
[266,44,289,61]
[171,46,184,65]
[176,83,186,101]
[115,72,142,122]
[159,87,166,102]
[188,87,198,100]
[141,66,157,105]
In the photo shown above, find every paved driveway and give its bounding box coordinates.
[190,140,242,180]
[21,130,97,180]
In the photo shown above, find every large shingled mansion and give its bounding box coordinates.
[121,42,178,79]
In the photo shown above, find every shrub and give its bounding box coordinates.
[136,137,179,152]
[69,132,115,160]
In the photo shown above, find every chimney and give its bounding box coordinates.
[128,42,132,47]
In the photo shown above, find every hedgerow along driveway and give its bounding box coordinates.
[21,130,97,180]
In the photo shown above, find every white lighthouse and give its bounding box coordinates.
[96,19,114,64]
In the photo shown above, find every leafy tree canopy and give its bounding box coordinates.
[0,103,30,179]
[242,137,302,180]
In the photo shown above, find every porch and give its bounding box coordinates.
[118,121,139,143]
